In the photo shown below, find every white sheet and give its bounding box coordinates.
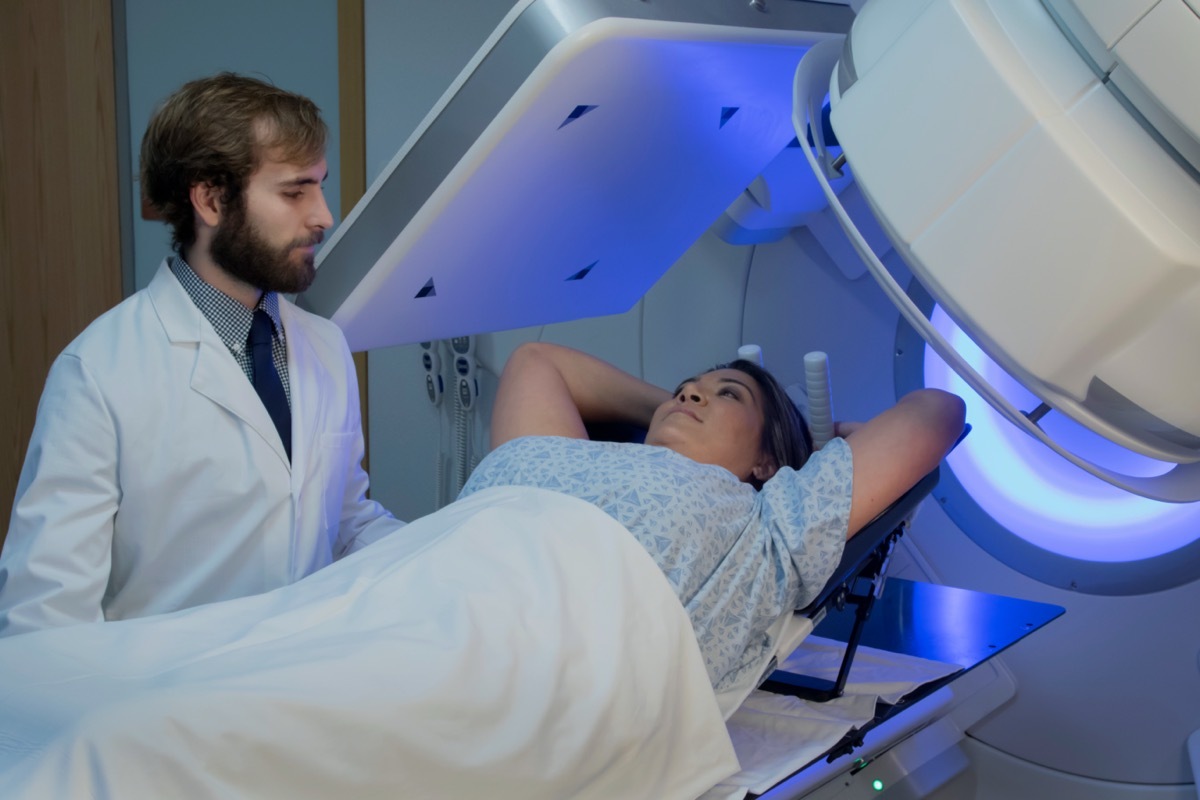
[0,486,739,800]
[703,636,962,799]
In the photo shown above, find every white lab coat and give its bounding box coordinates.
[0,260,403,634]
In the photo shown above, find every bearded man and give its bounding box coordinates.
[0,73,405,635]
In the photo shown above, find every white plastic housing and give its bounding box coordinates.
[830,0,1200,465]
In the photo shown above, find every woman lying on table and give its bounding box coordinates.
[460,342,965,693]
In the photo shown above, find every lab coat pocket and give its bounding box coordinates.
[315,431,355,542]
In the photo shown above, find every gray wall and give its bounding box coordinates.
[363,0,514,183]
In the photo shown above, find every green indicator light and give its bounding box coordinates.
[873,779,885,791]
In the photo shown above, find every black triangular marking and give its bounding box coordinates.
[566,261,597,281]
[559,104,598,129]
[719,106,739,128]
[414,278,437,298]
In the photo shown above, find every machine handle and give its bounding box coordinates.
[804,351,835,451]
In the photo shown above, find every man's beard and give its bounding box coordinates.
[210,197,321,295]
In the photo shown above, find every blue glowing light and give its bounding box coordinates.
[924,306,1200,562]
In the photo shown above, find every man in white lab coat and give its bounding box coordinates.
[0,73,404,635]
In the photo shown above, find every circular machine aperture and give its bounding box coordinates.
[894,282,1200,595]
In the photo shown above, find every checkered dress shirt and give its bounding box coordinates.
[169,256,292,406]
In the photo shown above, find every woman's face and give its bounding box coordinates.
[644,368,777,484]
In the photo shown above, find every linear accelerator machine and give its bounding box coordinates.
[300,0,1200,797]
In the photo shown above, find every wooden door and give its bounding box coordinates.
[0,0,123,552]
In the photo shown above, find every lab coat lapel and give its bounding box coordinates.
[147,260,291,468]
[279,301,315,495]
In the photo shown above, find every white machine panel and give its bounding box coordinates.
[301,1,853,352]
[820,0,1200,496]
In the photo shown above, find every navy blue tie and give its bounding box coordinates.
[249,309,292,460]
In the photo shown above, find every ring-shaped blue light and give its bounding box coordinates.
[923,305,1200,563]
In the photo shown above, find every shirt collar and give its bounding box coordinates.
[169,256,285,354]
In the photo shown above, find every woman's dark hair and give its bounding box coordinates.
[712,359,814,484]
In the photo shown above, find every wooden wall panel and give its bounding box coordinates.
[339,0,370,471]
[0,0,122,549]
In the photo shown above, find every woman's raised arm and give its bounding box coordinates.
[841,389,966,538]
[490,342,671,449]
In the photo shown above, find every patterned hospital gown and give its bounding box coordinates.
[459,435,853,692]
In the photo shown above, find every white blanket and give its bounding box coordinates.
[0,486,739,799]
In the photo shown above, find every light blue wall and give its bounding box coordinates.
[122,0,341,291]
